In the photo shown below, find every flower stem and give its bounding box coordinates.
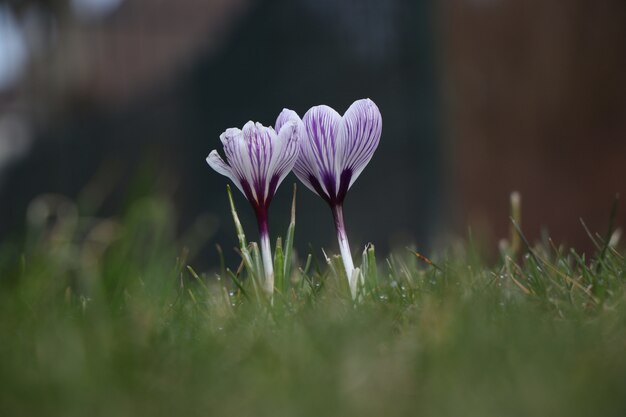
[331,204,356,296]
[257,214,274,298]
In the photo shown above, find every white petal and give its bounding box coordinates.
[296,105,342,199]
[242,121,278,202]
[337,98,382,189]
[270,120,299,190]
[276,109,317,195]
[206,150,245,196]
[276,108,300,132]
[220,126,254,198]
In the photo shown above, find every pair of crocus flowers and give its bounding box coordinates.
[207,98,382,299]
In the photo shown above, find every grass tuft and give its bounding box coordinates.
[1,194,626,416]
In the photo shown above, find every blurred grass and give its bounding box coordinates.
[1,193,626,417]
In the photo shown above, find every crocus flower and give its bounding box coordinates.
[276,98,382,297]
[207,120,299,296]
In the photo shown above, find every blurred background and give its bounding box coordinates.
[0,0,624,267]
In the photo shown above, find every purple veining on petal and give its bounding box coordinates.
[207,118,299,216]
[295,105,342,201]
[244,121,276,208]
[276,109,300,132]
[277,109,322,197]
[294,99,381,207]
[271,121,299,184]
[309,106,339,181]
[338,98,382,189]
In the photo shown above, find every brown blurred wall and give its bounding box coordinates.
[9,0,249,119]
[441,0,626,249]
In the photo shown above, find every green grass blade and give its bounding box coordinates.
[328,253,350,298]
[283,183,297,281]
[274,237,285,293]
[226,268,249,301]
[251,242,263,283]
[364,244,378,288]
[226,185,255,278]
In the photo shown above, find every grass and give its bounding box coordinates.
[1,192,626,417]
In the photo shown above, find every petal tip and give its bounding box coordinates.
[355,97,378,109]
[276,108,304,132]
[206,149,218,164]
[219,127,242,144]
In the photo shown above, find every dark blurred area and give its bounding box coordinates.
[0,0,624,265]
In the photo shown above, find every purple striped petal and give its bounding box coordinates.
[271,120,300,192]
[241,121,275,203]
[276,109,302,133]
[275,109,319,195]
[219,126,256,201]
[207,120,299,212]
[337,98,382,188]
[293,99,382,206]
[295,105,342,203]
